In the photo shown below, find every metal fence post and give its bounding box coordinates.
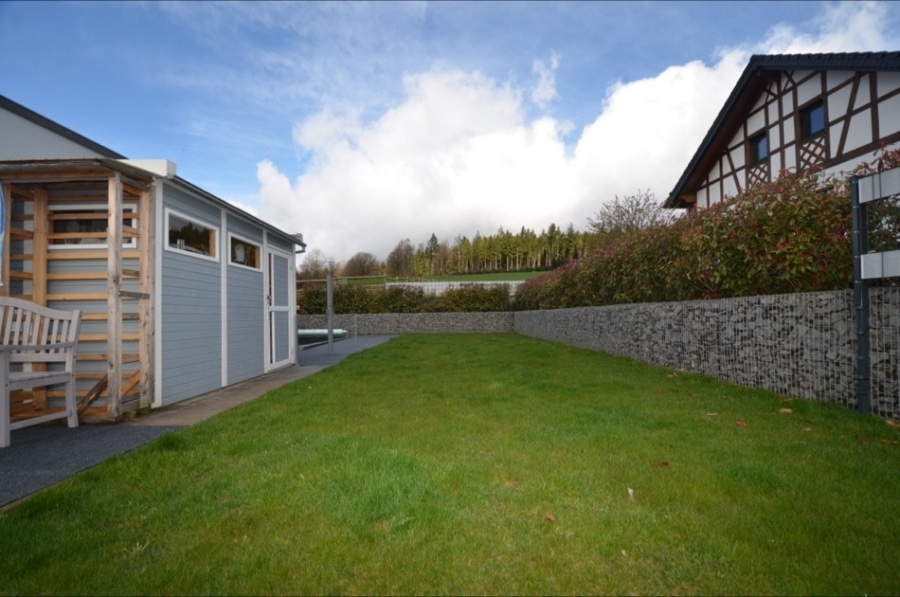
[850,176,871,414]
[326,274,334,354]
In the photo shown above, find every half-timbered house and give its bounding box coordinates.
[0,95,305,424]
[664,52,900,210]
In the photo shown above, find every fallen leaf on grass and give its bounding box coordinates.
[860,438,870,446]
[545,513,556,523]
[651,461,670,469]
[705,412,718,417]
[886,419,899,428]
[736,420,749,428]
[802,427,813,432]
[627,488,635,502]
[779,408,793,414]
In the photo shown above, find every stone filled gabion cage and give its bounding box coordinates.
[298,288,900,420]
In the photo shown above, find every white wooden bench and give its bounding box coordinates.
[0,298,82,448]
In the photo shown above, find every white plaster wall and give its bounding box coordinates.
[879,94,900,139]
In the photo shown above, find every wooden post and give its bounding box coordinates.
[107,174,123,420]
[0,183,10,297]
[31,188,49,409]
[138,186,154,409]
[32,188,48,306]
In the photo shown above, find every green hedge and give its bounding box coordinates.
[516,153,900,311]
[297,283,511,314]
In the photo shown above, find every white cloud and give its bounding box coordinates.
[531,53,560,109]
[257,1,894,264]
[570,57,745,224]
[759,0,892,54]
[259,68,573,261]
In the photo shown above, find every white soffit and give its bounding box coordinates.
[117,159,177,179]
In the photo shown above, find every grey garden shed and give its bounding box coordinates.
[0,94,305,423]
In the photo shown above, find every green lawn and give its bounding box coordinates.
[2,334,899,595]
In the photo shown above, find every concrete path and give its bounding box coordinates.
[131,334,395,426]
[0,335,396,509]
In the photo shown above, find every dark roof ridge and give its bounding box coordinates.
[747,51,900,71]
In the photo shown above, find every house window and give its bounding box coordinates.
[229,234,261,269]
[166,209,218,260]
[749,132,768,164]
[800,100,825,139]
[49,203,138,248]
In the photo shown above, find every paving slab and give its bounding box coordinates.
[0,334,396,508]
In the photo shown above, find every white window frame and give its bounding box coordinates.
[165,208,219,262]
[228,232,262,271]
[48,201,139,250]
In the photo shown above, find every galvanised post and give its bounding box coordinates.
[850,175,871,414]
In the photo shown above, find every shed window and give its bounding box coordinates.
[229,234,261,269]
[800,100,825,139]
[749,132,768,164]
[49,203,138,248]
[166,209,218,260]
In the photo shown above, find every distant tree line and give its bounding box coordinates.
[297,223,591,280]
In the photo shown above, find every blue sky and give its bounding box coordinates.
[2,1,898,262]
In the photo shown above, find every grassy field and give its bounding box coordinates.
[1,334,899,595]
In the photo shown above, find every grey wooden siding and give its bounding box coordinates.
[226,266,265,383]
[226,214,265,384]
[267,235,294,255]
[274,310,290,363]
[159,187,223,405]
[227,215,264,242]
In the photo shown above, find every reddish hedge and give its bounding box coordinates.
[297,283,511,314]
[515,151,900,310]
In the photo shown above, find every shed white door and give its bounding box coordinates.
[266,248,293,370]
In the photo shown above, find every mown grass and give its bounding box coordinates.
[1,334,899,595]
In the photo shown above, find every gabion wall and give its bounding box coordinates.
[297,312,515,335]
[515,289,900,420]
[869,288,900,419]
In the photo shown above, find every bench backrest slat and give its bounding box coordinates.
[0,298,81,356]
